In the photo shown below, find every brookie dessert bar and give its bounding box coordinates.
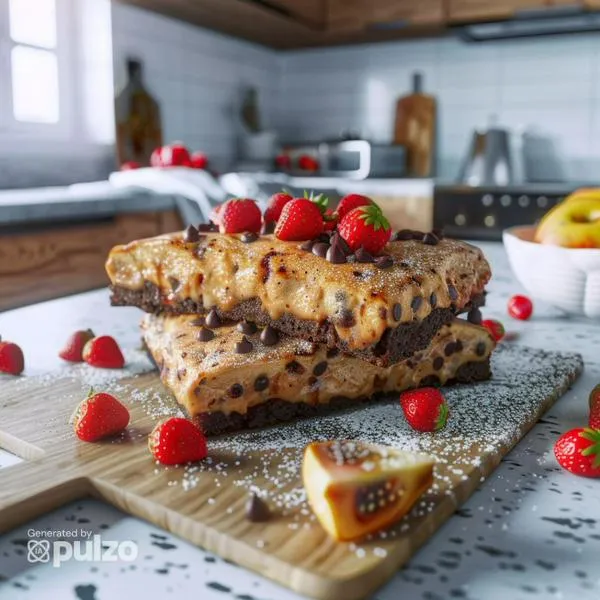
[107,230,490,366]
[142,315,495,435]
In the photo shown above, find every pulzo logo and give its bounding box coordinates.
[27,535,138,567]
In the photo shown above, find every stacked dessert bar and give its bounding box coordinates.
[106,225,494,435]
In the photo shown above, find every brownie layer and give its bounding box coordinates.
[114,282,485,366]
[107,232,491,358]
[193,360,491,436]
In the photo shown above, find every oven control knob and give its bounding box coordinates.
[455,213,467,226]
[484,215,496,228]
[537,196,548,208]
[518,195,530,207]
[482,194,493,207]
[500,194,511,207]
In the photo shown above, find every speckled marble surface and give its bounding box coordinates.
[0,242,599,600]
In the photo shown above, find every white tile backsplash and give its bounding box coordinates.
[111,4,600,180]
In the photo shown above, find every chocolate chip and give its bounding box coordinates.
[197,327,215,342]
[190,316,205,326]
[430,292,437,308]
[168,276,180,292]
[235,336,253,354]
[316,233,331,243]
[312,242,330,258]
[374,255,393,269]
[184,225,200,243]
[444,342,456,356]
[326,243,346,264]
[254,374,269,392]
[411,296,423,312]
[237,320,257,335]
[286,360,305,375]
[261,221,275,235]
[198,222,218,232]
[205,309,221,328]
[229,383,244,398]
[433,356,444,370]
[423,232,439,246]
[476,342,486,356]
[326,348,339,359]
[448,285,459,302]
[313,361,328,376]
[455,340,464,353]
[393,303,402,321]
[330,232,351,256]
[354,246,374,263]
[241,231,258,243]
[467,307,482,325]
[245,493,271,523]
[299,240,314,252]
[432,227,444,240]
[339,309,356,327]
[392,229,415,241]
[260,325,279,346]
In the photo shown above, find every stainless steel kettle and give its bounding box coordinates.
[458,126,514,186]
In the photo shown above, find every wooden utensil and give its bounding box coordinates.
[394,72,436,177]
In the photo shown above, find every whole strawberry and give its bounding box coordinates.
[323,208,339,232]
[83,336,125,369]
[59,329,95,363]
[219,198,262,234]
[554,428,600,478]
[508,294,533,320]
[337,194,373,220]
[264,191,293,224]
[150,147,164,167]
[149,417,208,465]
[298,155,319,172]
[72,390,130,442]
[481,319,505,342]
[0,337,24,375]
[275,197,325,241]
[338,204,391,255]
[161,142,191,167]
[589,384,600,429]
[400,387,449,432]
[190,151,208,169]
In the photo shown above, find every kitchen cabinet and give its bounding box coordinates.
[448,0,548,22]
[268,0,326,27]
[0,210,182,311]
[369,0,446,26]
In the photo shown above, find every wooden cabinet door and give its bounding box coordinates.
[327,0,368,32]
[448,0,548,22]
[369,0,445,25]
[581,0,600,7]
[269,0,326,26]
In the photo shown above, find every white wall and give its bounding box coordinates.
[111,3,281,171]
[278,34,600,180]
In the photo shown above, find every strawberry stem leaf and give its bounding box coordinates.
[303,190,329,215]
[435,401,449,431]
[357,204,390,231]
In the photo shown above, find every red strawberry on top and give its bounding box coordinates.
[338,204,391,255]
[400,387,449,432]
[72,390,130,442]
[481,319,505,342]
[337,194,373,220]
[83,336,125,369]
[323,208,339,232]
[589,384,600,429]
[219,198,262,234]
[275,195,325,241]
[190,151,208,169]
[149,417,208,465]
[554,428,600,478]
[59,329,95,363]
[161,143,191,167]
[150,147,164,167]
[0,337,24,375]
[264,191,293,224]
[508,294,533,320]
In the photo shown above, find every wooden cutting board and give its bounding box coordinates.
[0,345,582,600]
[394,73,436,177]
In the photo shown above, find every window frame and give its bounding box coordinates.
[0,0,75,141]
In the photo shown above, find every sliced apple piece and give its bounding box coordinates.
[302,440,435,542]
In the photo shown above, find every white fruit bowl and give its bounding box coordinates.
[503,226,600,319]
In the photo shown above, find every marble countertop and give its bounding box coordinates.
[0,182,176,226]
[1,242,599,600]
